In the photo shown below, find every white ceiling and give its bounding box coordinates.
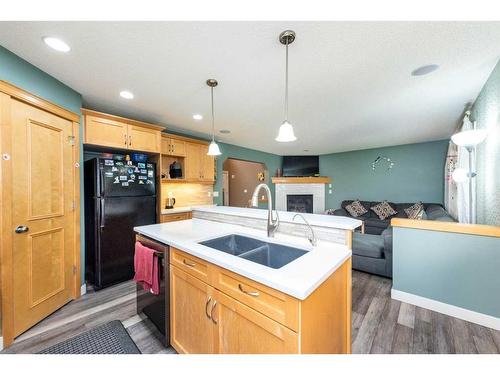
[1,21,499,155]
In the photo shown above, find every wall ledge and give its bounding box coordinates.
[391,218,500,238]
[391,289,500,330]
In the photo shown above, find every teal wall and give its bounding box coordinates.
[0,46,85,283]
[393,227,500,318]
[470,59,500,226]
[214,142,282,207]
[319,140,449,209]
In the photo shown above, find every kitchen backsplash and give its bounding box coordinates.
[160,183,214,208]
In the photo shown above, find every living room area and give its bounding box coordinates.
[221,55,500,354]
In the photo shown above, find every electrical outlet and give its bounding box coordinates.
[328,184,332,188]
[329,189,332,194]
[207,191,212,197]
[213,191,219,197]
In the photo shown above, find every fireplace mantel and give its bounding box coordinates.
[271,176,331,184]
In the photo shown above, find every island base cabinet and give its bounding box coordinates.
[213,290,298,354]
[170,266,217,354]
[169,247,352,354]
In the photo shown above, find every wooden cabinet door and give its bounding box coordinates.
[161,137,171,154]
[170,265,217,354]
[213,290,298,354]
[171,138,186,157]
[128,125,160,152]
[200,145,215,181]
[84,115,128,148]
[10,99,76,338]
[185,142,201,180]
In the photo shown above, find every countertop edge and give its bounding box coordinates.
[134,227,352,300]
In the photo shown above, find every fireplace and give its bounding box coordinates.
[286,194,313,214]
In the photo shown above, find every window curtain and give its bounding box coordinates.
[445,117,476,223]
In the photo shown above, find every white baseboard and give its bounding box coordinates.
[391,289,500,331]
[0,336,3,351]
[80,284,87,296]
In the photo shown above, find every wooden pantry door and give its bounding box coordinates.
[9,98,77,338]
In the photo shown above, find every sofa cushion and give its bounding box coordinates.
[345,200,368,217]
[404,202,425,219]
[370,201,398,220]
[352,233,385,259]
[426,204,455,221]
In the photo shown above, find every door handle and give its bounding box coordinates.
[210,300,218,324]
[205,296,212,319]
[100,199,105,228]
[15,225,29,234]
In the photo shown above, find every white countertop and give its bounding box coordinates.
[193,205,362,230]
[135,218,352,300]
[161,205,216,215]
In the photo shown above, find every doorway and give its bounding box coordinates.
[0,82,81,348]
[222,158,268,208]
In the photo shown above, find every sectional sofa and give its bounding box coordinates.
[329,200,455,278]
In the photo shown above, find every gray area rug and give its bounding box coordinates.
[38,320,141,354]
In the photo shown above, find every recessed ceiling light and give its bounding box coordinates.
[119,91,134,99]
[411,64,439,76]
[219,129,231,134]
[193,114,203,120]
[43,37,71,52]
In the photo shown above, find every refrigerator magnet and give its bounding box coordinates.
[121,182,129,187]
[105,160,114,166]
[119,176,127,181]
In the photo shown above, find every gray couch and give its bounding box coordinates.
[330,201,455,278]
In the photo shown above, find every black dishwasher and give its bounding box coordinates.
[135,235,169,347]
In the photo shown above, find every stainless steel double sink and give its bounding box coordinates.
[199,234,307,269]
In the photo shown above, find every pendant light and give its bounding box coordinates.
[276,30,297,142]
[206,79,222,156]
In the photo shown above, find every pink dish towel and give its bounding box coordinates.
[133,241,160,295]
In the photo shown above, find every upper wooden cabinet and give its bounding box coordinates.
[185,142,214,182]
[82,109,163,153]
[162,135,186,157]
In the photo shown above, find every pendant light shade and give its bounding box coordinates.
[276,30,297,143]
[207,140,222,156]
[206,79,222,156]
[275,121,297,142]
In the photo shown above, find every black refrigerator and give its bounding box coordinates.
[84,158,157,290]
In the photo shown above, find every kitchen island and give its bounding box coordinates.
[135,206,361,354]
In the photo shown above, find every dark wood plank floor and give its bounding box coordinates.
[351,270,500,354]
[3,271,499,354]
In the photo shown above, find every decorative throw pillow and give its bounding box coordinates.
[370,201,397,220]
[404,202,424,220]
[325,208,336,215]
[345,200,368,217]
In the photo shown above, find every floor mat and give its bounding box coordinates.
[38,320,141,354]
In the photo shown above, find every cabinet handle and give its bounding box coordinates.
[238,283,260,297]
[128,135,132,146]
[205,296,212,319]
[183,259,196,267]
[210,300,218,324]
[124,134,127,145]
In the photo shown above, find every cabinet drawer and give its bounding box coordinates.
[212,266,299,331]
[170,247,210,283]
[161,212,192,223]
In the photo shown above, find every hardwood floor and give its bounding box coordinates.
[351,270,500,354]
[2,270,499,354]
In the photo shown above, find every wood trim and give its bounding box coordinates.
[161,178,215,185]
[345,230,353,250]
[81,108,165,131]
[72,121,81,298]
[0,92,14,347]
[391,218,500,238]
[0,81,80,123]
[271,177,331,184]
[162,132,209,145]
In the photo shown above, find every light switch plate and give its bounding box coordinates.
[213,191,219,197]
[329,189,332,194]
